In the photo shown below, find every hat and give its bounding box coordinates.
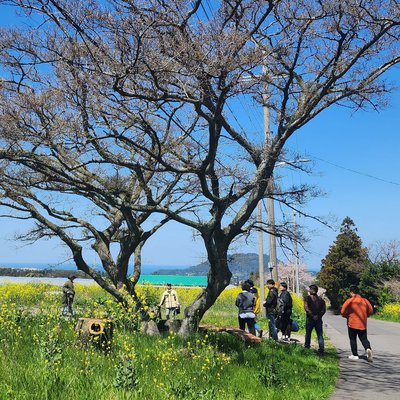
[245,279,254,287]
[68,274,77,280]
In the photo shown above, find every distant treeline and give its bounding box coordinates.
[0,267,92,279]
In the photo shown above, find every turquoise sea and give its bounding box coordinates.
[138,275,207,287]
[0,263,207,287]
[0,275,207,287]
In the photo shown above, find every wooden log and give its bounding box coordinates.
[198,324,262,343]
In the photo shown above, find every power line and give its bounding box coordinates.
[313,156,400,187]
[204,0,215,19]
[200,1,210,20]
[225,103,251,135]
[237,95,264,135]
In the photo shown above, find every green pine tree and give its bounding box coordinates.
[317,217,368,310]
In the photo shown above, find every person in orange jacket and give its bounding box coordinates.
[341,285,373,362]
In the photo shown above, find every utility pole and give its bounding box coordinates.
[257,70,308,293]
[257,68,278,314]
[293,211,300,294]
[267,180,278,282]
[257,202,266,316]
[263,79,278,283]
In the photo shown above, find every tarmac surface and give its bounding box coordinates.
[324,312,399,400]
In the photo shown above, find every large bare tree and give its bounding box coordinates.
[1,0,400,334]
[0,27,194,307]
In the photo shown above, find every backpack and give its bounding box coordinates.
[276,297,285,316]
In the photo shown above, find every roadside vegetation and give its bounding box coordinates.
[0,283,338,400]
[374,303,400,323]
[317,219,400,322]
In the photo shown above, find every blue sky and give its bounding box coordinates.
[286,91,400,269]
[0,4,399,272]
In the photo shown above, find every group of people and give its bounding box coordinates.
[235,279,293,340]
[63,275,373,361]
[236,280,374,361]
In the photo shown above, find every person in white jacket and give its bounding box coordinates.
[158,283,179,320]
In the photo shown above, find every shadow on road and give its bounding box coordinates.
[337,350,398,390]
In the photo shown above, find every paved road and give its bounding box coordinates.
[324,313,399,400]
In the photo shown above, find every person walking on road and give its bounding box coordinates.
[235,281,256,335]
[263,279,279,341]
[158,283,179,321]
[341,285,374,362]
[304,284,326,355]
[62,274,76,315]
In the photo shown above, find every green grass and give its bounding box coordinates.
[0,284,339,399]
[372,314,400,323]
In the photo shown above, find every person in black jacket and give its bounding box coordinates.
[263,279,278,341]
[235,281,256,335]
[304,284,326,355]
[62,275,76,315]
[278,282,293,341]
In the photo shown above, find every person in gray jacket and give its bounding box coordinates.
[235,281,256,335]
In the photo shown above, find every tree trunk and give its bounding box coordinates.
[179,242,231,336]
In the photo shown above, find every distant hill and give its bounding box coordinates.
[0,267,92,279]
[152,253,270,281]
